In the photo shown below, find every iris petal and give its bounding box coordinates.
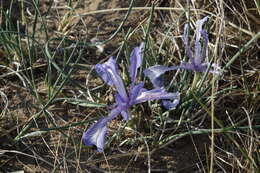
[133,88,180,110]
[129,82,144,104]
[82,117,108,152]
[115,93,126,106]
[120,110,129,120]
[200,30,209,64]
[129,43,144,84]
[83,106,125,152]
[114,93,130,120]
[144,65,179,88]
[194,16,209,65]
[182,24,194,63]
[95,64,113,86]
[96,57,128,101]
[179,61,196,71]
[162,92,180,109]
[95,58,119,86]
[194,40,202,65]
[195,16,209,42]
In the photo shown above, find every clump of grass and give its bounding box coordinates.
[0,0,259,172]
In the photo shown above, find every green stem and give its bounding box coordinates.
[191,72,200,90]
[222,31,260,72]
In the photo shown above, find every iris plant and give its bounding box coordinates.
[82,43,180,152]
[144,16,221,88]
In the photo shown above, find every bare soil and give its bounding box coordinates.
[0,0,259,172]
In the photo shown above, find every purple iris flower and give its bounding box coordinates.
[82,43,180,152]
[144,17,221,86]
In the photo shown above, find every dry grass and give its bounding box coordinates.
[0,0,259,172]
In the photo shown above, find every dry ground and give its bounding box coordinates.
[0,0,259,172]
